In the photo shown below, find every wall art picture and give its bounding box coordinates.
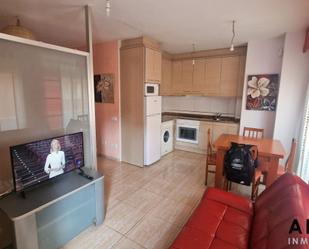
[94,74,114,103]
[246,74,279,111]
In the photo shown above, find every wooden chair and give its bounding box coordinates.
[277,138,297,176]
[243,127,266,185]
[224,145,262,201]
[205,128,217,185]
[243,127,264,139]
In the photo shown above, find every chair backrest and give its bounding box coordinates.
[243,127,264,139]
[207,128,214,155]
[285,138,297,173]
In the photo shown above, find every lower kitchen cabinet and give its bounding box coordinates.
[212,122,239,142]
[174,121,239,154]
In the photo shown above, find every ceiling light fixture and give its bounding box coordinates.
[106,0,111,17]
[230,20,236,51]
[1,17,36,40]
[192,43,196,65]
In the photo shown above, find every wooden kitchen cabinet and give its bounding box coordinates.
[198,121,213,153]
[145,47,162,83]
[212,122,239,143]
[171,60,183,94]
[175,121,239,154]
[220,56,240,97]
[161,57,173,95]
[192,58,206,93]
[120,36,162,167]
[160,47,246,97]
[237,55,246,97]
[181,59,194,93]
[205,57,222,95]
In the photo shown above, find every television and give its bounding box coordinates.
[10,132,84,192]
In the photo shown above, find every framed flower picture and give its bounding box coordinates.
[94,73,114,103]
[246,74,279,111]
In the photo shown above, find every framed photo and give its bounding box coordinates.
[94,74,114,103]
[246,74,279,111]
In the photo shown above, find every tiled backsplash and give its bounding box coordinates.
[162,96,242,117]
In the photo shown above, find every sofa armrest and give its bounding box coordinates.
[204,188,253,215]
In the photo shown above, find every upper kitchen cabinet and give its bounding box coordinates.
[161,55,173,95]
[145,47,162,83]
[171,60,183,94]
[237,55,246,97]
[180,59,194,93]
[192,58,206,93]
[161,46,247,97]
[204,57,222,95]
[171,59,194,94]
[220,56,240,97]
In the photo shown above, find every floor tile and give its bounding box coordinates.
[123,188,164,213]
[112,237,146,249]
[104,201,147,234]
[150,197,194,228]
[64,150,252,249]
[127,215,181,249]
[63,224,122,249]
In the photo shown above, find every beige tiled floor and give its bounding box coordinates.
[63,150,256,249]
[63,150,206,249]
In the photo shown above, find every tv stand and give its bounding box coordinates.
[78,168,94,180]
[0,168,104,249]
[19,191,26,199]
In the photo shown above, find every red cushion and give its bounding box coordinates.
[204,188,253,215]
[170,188,253,249]
[170,173,309,249]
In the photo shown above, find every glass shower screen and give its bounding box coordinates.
[0,38,91,194]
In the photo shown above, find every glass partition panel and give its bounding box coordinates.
[0,38,90,194]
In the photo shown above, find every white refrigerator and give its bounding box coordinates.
[144,96,162,166]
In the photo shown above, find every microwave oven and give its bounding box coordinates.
[145,83,159,96]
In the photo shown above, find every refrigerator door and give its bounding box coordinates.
[145,96,162,116]
[144,114,161,165]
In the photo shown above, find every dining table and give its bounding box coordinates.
[213,134,286,189]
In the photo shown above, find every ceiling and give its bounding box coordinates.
[0,0,308,53]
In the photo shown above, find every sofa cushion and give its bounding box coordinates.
[170,188,253,249]
[251,173,309,249]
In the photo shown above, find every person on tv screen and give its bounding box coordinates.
[44,139,65,178]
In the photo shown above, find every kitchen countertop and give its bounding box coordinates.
[162,112,240,124]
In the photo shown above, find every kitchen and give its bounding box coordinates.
[120,36,244,166]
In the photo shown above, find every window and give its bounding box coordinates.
[297,84,309,182]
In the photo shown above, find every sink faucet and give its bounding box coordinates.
[214,113,222,121]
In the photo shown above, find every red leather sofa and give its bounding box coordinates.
[170,173,309,249]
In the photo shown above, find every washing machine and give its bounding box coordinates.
[161,120,174,156]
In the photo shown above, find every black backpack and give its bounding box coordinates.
[224,142,258,186]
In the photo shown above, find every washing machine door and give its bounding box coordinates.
[163,130,170,143]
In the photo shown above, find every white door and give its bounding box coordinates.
[144,114,161,165]
[145,96,162,116]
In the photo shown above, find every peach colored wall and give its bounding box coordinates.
[93,41,120,160]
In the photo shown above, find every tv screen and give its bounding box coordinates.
[10,132,84,192]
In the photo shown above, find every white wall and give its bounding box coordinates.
[239,36,285,138]
[273,30,309,162]
[162,96,239,117]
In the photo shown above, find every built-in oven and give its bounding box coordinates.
[176,119,200,144]
[145,83,159,96]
